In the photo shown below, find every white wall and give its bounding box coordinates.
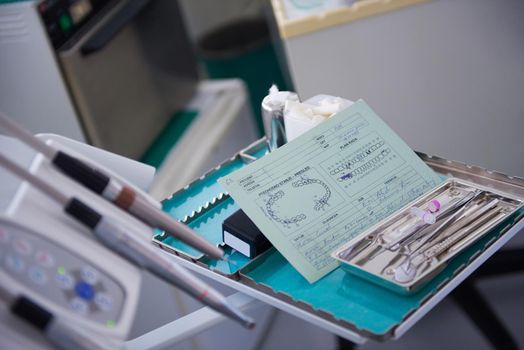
[281,0,524,177]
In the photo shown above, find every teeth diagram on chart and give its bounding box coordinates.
[265,190,307,226]
[292,177,332,211]
[259,167,343,233]
[320,132,400,191]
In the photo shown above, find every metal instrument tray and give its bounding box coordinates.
[332,178,523,294]
[153,138,524,341]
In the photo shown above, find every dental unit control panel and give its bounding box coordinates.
[0,218,126,328]
[0,135,144,349]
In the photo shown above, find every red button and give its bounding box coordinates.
[0,229,9,244]
[13,239,32,256]
[35,251,55,268]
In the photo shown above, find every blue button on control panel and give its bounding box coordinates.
[75,281,95,301]
[0,221,125,326]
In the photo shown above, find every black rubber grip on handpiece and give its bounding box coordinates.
[11,296,53,331]
[53,151,110,194]
[64,198,102,230]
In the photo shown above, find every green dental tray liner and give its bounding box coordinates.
[240,211,520,338]
[158,150,522,337]
[159,146,268,273]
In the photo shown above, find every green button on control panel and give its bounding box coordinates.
[58,13,72,32]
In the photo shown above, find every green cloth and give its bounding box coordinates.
[141,110,198,169]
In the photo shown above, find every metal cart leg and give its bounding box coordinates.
[451,251,521,350]
[337,336,355,350]
[252,307,280,350]
[125,292,260,350]
[472,249,524,278]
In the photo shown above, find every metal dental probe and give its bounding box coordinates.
[396,192,482,251]
[354,191,480,266]
[394,202,501,283]
[391,190,481,250]
[423,205,501,259]
[424,198,499,248]
[448,210,508,253]
[381,202,471,275]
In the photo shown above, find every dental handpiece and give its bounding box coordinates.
[0,110,224,260]
[0,152,254,329]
